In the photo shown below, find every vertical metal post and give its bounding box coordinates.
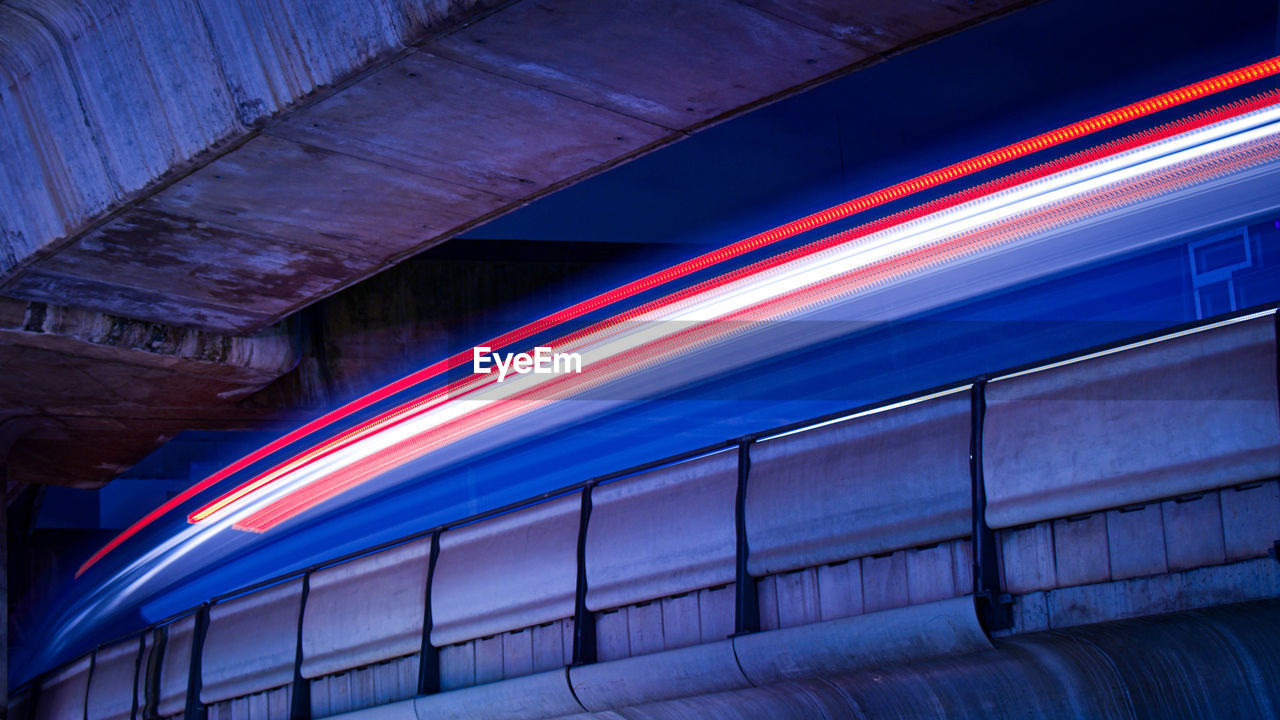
[142,627,166,720]
[288,573,311,720]
[81,649,97,720]
[130,634,145,720]
[183,606,209,720]
[970,380,1010,631]
[571,485,597,665]
[1273,312,1279,563]
[734,440,759,635]
[417,532,442,695]
[1273,311,1279,421]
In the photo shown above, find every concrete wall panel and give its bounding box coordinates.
[34,654,91,720]
[156,615,195,719]
[206,687,290,720]
[85,638,140,720]
[747,390,973,576]
[595,585,735,662]
[586,451,737,611]
[432,493,580,646]
[1106,504,1169,580]
[302,538,430,680]
[1038,558,1280,631]
[759,538,972,630]
[1221,480,1280,561]
[1162,493,1227,571]
[1053,514,1112,587]
[999,523,1057,595]
[310,654,418,719]
[200,578,303,704]
[985,316,1280,529]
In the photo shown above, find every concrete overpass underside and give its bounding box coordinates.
[0,0,1028,491]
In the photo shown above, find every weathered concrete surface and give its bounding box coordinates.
[0,0,1028,335]
[0,0,1031,495]
[546,600,1280,719]
[0,296,297,489]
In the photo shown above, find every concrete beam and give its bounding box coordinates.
[0,297,297,488]
[0,0,1028,334]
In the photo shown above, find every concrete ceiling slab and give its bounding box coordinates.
[427,0,871,130]
[272,52,671,200]
[142,133,509,258]
[738,0,1020,51]
[0,297,298,487]
[0,0,502,270]
[0,0,1032,491]
[3,0,1028,337]
[0,345,114,408]
[8,208,380,333]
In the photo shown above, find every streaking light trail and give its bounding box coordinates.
[201,95,1280,534]
[77,56,1280,577]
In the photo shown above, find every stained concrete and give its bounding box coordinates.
[0,0,1029,335]
[0,297,298,489]
[0,0,1030,493]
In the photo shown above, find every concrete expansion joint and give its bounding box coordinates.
[559,665,589,715]
[727,632,760,689]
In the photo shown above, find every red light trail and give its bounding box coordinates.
[76,56,1280,578]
